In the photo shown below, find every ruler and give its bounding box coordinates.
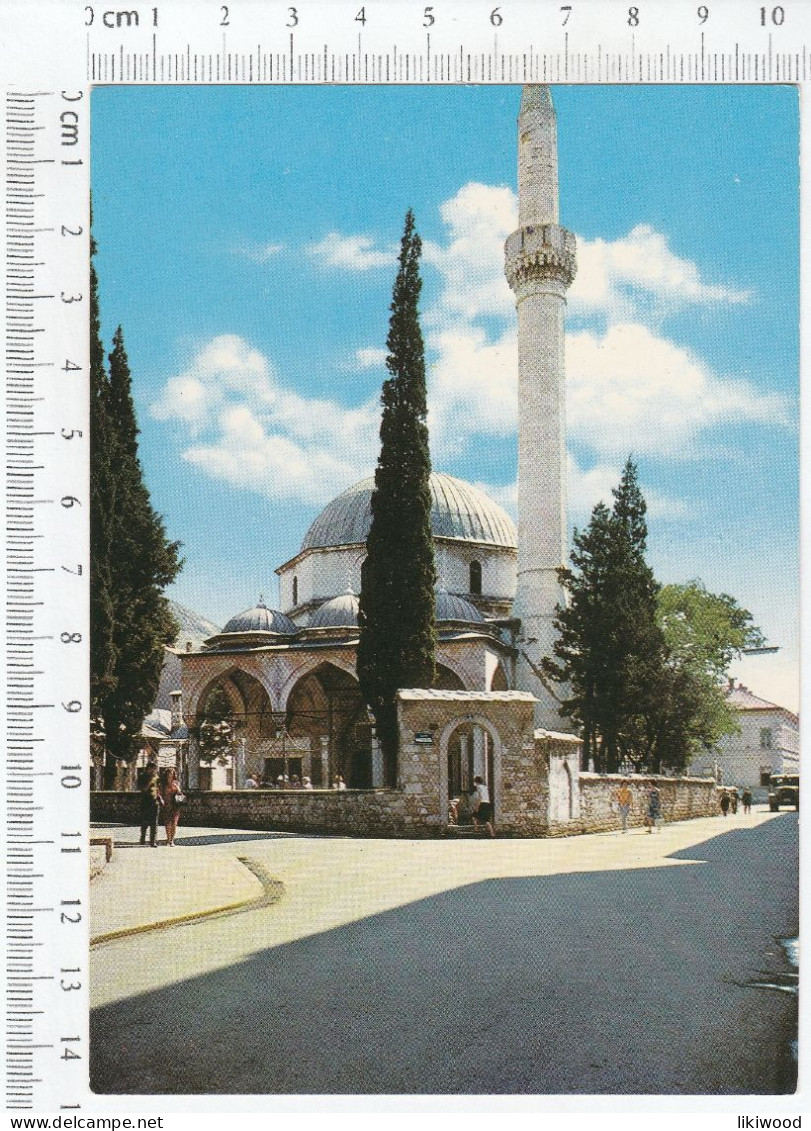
[1,0,808,1115]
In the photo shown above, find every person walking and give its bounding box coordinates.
[160,767,183,846]
[646,784,662,832]
[719,790,730,817]
[471,775,496,837]
[615,780,633,833]
[139,761,162,847]
[742,787,753,814]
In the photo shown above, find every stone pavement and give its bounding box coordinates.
[90,807,778,950]
[89,824,271,943]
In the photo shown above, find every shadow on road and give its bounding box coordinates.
[91,814,798,1097]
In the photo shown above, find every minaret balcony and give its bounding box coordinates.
[505,223,577,292]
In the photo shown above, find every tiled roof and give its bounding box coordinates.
[727,682,799,723]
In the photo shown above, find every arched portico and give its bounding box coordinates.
[285,661,371,788]
[186,666,276,789]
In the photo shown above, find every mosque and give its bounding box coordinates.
[177,85,579,800]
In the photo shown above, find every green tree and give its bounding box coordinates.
[643,580,766,773]
[357,210,436,785]
[543,459,665,773]
[100,327,182,777]
[89,229,118,738]
[194,685,236,764]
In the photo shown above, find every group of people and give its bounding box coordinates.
[138,762,184,847]
[720,786,752,816]
[613,781,663,833]
[243,773,347,790]
[448,776,496,837]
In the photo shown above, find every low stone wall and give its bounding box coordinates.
[90,787,444,839]
[547,772,719,836]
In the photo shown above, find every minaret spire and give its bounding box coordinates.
[505,84,577,731]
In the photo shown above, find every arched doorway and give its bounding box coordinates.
[444,719,497,827]
[285,662,371,788]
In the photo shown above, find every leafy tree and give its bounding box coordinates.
[543,459,665,773]
[358,210,436,785]
[642,580,766,773]
[194,685,236,764]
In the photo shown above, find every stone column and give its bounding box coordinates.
[472,727,487,781]
[187,733,200,790]
[371,732,384,788]
[319,735,330,787]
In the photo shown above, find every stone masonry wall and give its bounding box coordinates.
[550,772,719,836]
[90,788,443,838]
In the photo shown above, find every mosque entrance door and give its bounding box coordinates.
[446,721,495,826]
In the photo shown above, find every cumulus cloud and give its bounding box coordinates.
[150,334,380,504]
[235,242,285,262]
[308,231,397,271]
[354,347,388,369]
[570,224,751,321]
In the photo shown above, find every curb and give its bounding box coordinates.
[90,856,284,947]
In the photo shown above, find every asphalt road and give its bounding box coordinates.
[90,812,798,1096]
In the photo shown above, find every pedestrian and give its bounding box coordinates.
[302,775,313,790]
[720,790,730,817]
[471,775,495,837]
[615,779,633,833]
[333,774,347,791]
[244,773,256,789]
[742,787,753,814]
[646,784,662,832]
[160,766,183,847]
[139,761,162,847]
[729,788,738,814]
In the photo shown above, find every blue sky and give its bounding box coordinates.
[91,84,799,710]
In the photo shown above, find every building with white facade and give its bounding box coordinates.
[688,679,800,795]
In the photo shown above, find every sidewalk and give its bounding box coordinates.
[89,826,265,944]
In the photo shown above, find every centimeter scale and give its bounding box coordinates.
[2,0,809,1113]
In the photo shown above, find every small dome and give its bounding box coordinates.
[302,471,517,551]
[436,591,484,623]
[308,591,360,630]
[222,600,297,636]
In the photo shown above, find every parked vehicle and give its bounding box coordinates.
[768,774,799,811]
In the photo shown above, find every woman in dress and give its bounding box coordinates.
[161,767,183,846]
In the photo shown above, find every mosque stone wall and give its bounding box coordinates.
[91,771,719,838]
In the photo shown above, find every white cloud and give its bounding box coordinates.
[150,334,380,505]
[236,242,285,263]
[567,322,790,458]
[355,347,388,369]
[570,224,751,321]
[308,231,396,271]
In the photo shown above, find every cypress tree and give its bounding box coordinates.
[357,210,436,785]
[543,459,665,773]
[101,327,182,774]
[89,231,118,745]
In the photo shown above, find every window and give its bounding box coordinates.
[469,560,482,596]
[292,576,298,605]
[760,727,772,750]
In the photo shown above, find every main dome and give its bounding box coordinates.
[302,472,517,552]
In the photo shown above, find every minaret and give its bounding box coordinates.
[505,85,577,730]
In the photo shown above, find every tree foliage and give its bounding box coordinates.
[194,685,236,764]
[90,236,182,784]
[643,580,766,772]
[357,210,437,784]
[544,460,765,776]
[543,459,666,774]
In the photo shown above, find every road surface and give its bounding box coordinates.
[90,810,798,1095]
